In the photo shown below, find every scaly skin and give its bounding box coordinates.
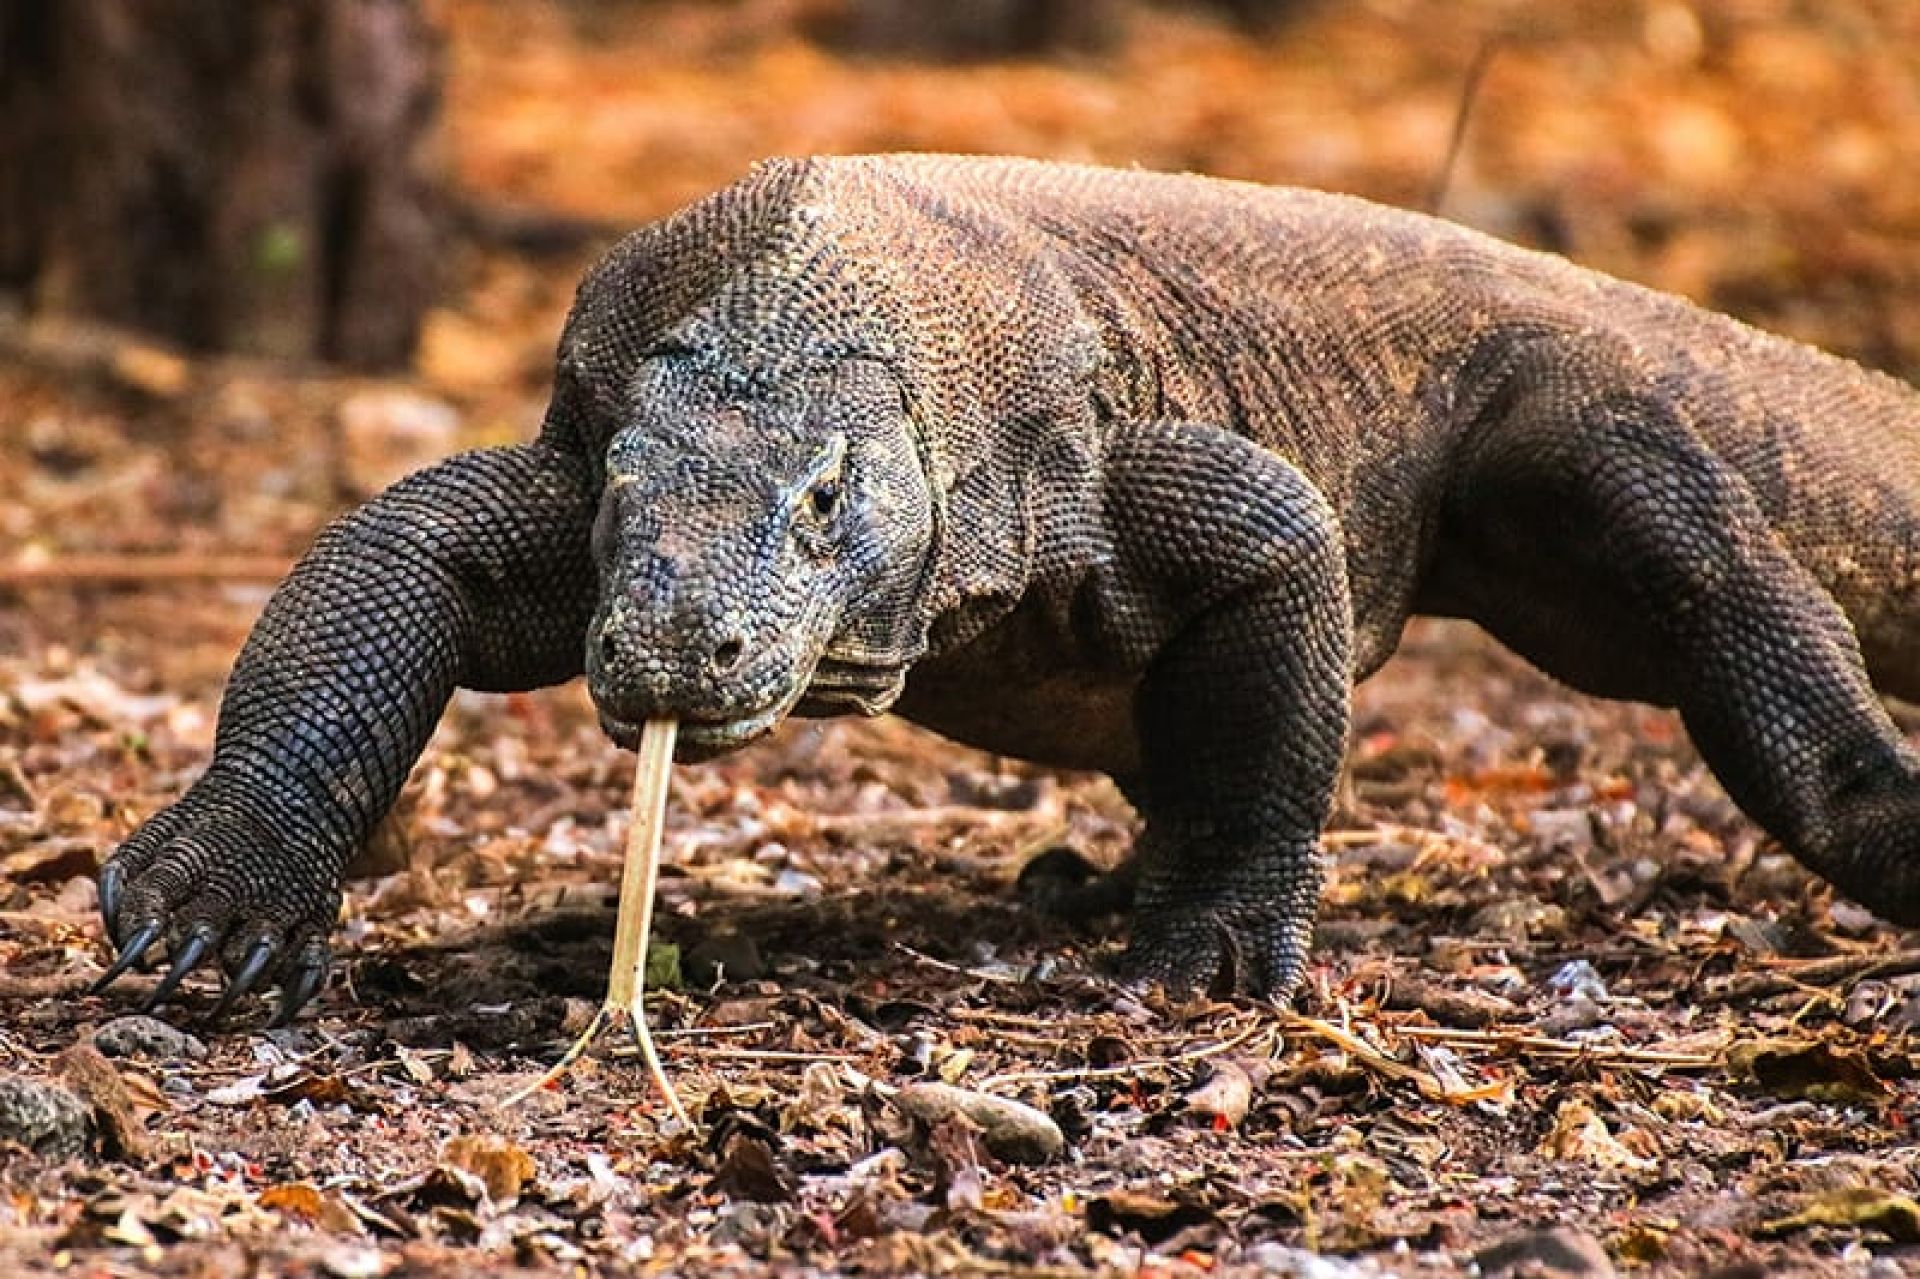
[94,155,1920,1021]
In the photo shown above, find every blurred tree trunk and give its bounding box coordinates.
[830,0,1126,59]
[0,0,442,370]
[824,0,1314,59]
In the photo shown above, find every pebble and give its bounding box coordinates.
[1474,1224,1617,1277]
[1528,807,1595,853]
[893,1082,1064,1164]
[1537,995,1609,1038]
[92,1014,209,1062]
[1238,1243,1391,1276]
[1469,896,1568,940]
[772,868,823,900]
[0,1075,93,1159]
[1547,959,1610,1003]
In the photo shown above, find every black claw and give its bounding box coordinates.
[98,863,124,941]
[90,920,163,994]
[140,931,214,1013]
[209,939,278,1023]
[271,958,327,1027]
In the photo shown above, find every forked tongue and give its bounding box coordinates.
[503,719,688,1125]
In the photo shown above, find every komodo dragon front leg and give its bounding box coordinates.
[93,441,598,1021]
[1086,421,1353,997]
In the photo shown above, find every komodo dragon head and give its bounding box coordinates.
[581,340,939,759]
[563,157,1100,760]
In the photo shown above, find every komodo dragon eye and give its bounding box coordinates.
[795,435,850,538]
[808,479,842,520]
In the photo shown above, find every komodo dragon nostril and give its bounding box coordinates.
[599,628,621,668]
[709,636,745,675]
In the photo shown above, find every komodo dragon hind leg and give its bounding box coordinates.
[1095,421,1353,1000]
[1444,355,1920,927]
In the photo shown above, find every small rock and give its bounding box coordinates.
[318,1245,392,1279]
[1527,807,1595,854]
[684,931,767,987]
[1474,1224,1617,1277]
[1828,899,1881,935]
[109,342,192,399]
[893,1082,1064,1165]
[0,1075,93,1158]
[772,868,823,900]
[335,389,460,498]
[1384,973,1519,1028]
[92,1015,209,1062]
[1537,996,1607,1038]
[57,1043,151,1161]
[1239,1243,1386,1277]
[1547,959,1609,1003]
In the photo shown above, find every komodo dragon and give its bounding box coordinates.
[91,154,1920,1022]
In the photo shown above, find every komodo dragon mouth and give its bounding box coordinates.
[599,657,909,760]
[599,694,796,760]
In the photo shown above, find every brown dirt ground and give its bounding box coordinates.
[5,1,1920,1275]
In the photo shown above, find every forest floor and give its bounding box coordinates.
[5,1,1920,1275]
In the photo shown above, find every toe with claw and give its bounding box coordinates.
[92,783,346,1024]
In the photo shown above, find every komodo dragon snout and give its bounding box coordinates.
[584,352,938,761]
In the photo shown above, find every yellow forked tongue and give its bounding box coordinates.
[504,719,688,1125]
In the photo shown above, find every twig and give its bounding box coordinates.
[0,973,102,1000]
[657,1021,777,1039]
[641,1047,860,1065]
[0,554,293,586]
[1390,1024,1720,1070]
[1283,1014,1510,1104]
[894,942,1021,985]
[975,1018,1271,1093]
[340,1048,453,1079]
[1425,37,1504,215]
[811,804,1057,837]
[946,1007,1077,1031]
[1700,948,1920,1005]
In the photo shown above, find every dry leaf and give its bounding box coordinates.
[1728,1038,1891,1107]
[442,1134,536,1206]
[1540,1096,1658,1174]
[56,1042,151,1163]
[1183,1059,1252,1129]
[1762,1186,1920,1243]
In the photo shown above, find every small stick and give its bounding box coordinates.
[975,1019,1271,1093]
[1390,1024,1720,1069]
[504,719,688,1124]
[893,942,1020,984]
[809,805,1054,836]
[1424,37,1504,216]
[1282,1014,1502,1104]
[1699,947,1920,1004]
